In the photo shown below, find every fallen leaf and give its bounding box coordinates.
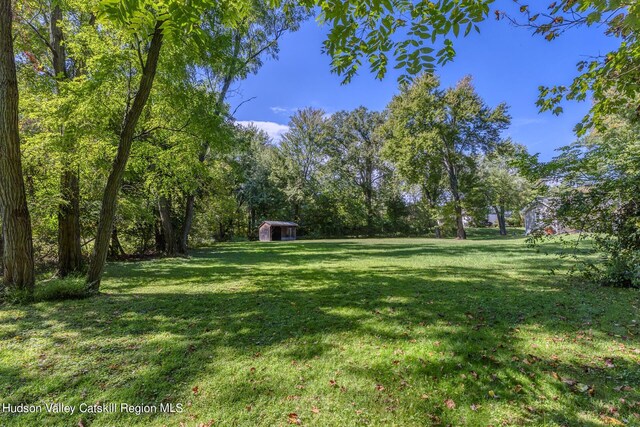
[329,379,337,387]
[311,406,320,414]
[192,386,199,395]
[288,413,301,425]
[600,415,625,425]
[376,384,385,392]
[513,385,523,393]
[444,399,456,409]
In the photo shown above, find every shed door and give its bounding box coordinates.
[272,226,282,241]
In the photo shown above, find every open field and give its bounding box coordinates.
[1,232,639,426]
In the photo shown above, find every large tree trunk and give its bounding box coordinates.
[86,23,164,292]
[158,196,176,255]
[495,205,507,236]
[445,161,466,240]
[50,5,83,276]
[0,0,35,292]
[0,204,4,277]
[58,168,82,275]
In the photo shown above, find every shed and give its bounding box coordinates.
[521,197,568,235]
[259,221,298,242]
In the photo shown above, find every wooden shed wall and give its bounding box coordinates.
[259,224,271,241]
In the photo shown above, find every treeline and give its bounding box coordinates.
[232,76,533,240]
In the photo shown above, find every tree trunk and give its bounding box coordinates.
[108,227,126,258]
[178,194,195,254]
[155,220,165,253]
[495,205,507,236]
[0,0,35,292]
[58,168,82,275]
[0,204,4,277]
[158,196,176,255]
[50,5,83,276]
[434,221,442,239]
[445,161,466,239]
[86,23,164,292]
[364,185,373,236]
[248,207,256,240]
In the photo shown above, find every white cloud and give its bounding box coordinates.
[270,106,291,115]
[237,120,290,142]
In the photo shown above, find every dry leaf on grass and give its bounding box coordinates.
[288,413,301,425]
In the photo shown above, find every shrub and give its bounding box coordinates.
[34,277,89,301]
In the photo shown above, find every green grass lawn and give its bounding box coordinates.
[1,231,639,426]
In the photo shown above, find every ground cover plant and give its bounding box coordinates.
[1,231,638,426]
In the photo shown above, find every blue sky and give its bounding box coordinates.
[231,4,619,161]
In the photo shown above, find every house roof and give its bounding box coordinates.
[260,221,298,227]
[520,197,555,214]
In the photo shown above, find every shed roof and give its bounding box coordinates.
[260,221,298,227]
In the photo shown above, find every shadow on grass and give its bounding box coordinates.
[0,238,637,426]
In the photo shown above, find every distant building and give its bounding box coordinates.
[259,221,298,242]
[521,197,568,235]
[487,210,512,225]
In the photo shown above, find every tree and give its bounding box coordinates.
[86,0,256,290]
[234,126,288,238]
[0,0,35,293]
[543,116,640,287]
[384,74,510,239]
[178,1,306,253]
[476,148,532,235]
[274,108,327,224]
[14,0,97,276]
[326,107,388,235]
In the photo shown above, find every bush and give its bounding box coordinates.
[34,277,89,301]
[507,215,522,227]
[595,250,640,288]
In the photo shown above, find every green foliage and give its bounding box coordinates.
[505,1,640,133]
[383,74,511,236]
[305,0,493,83]
[534,116,640,288]
[471,146,533,223]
